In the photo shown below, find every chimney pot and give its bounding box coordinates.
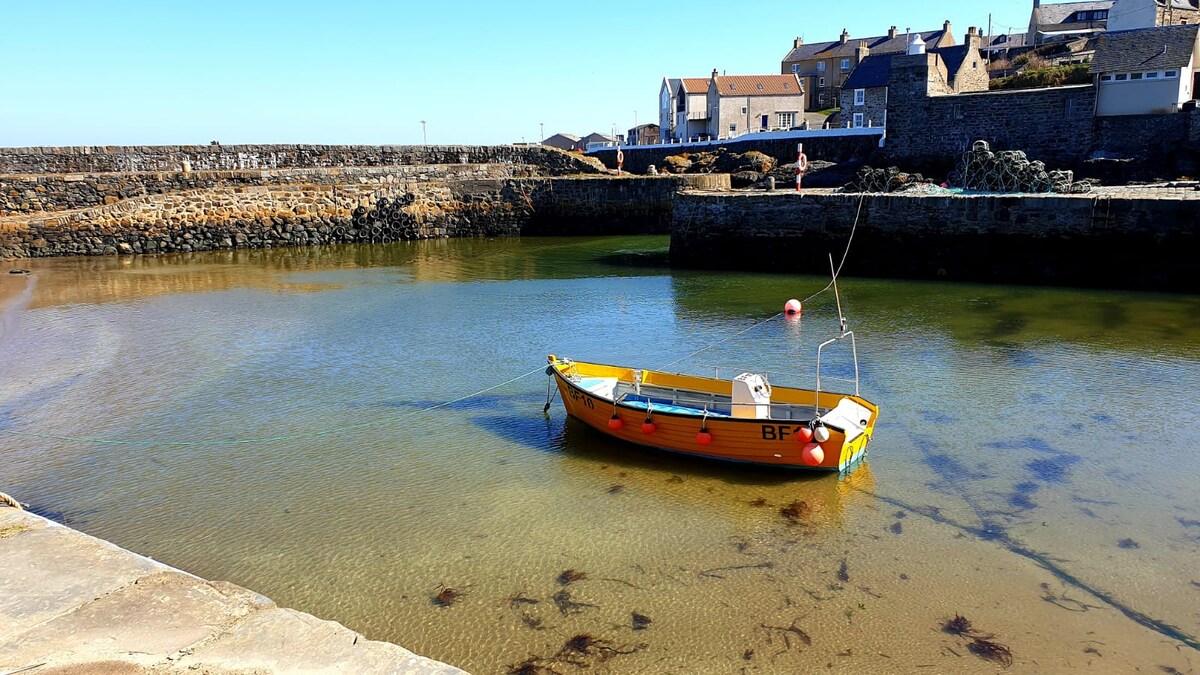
[968,26,978,36]
[712,68,718,79]
[794,36,803,48]
[840,28,850,43]
[889,26,898,39]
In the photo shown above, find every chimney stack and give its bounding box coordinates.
[889,26,898,39]
[943,20,952,33]
[712,68,719,79]
[968,26,978,37]
[794,36,803,48]
[840,28,850,43]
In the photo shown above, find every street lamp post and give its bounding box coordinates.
[539,122,544,143]
[420,120,427,146]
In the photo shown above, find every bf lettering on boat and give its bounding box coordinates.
[761,425,804,441]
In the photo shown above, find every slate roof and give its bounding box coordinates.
[984,32,1028,49]
[1033,1,1113,26]
[711,74,804,96]
[1090,24,1199,72]
[843,54,894,89]
[546,133,580,142]
[842,44,978,89]
[782,29,948,63]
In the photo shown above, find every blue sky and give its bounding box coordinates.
[1,1,1033,146]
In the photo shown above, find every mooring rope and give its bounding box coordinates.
[0,491,24,510]
[660,193,866,370]
[0,365,547,448]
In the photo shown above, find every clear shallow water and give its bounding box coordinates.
[1,238,1198,674]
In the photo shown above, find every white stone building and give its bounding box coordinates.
[659,77,711,142]
[703,71,806,139]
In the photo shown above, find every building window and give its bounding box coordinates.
[819,77,826,86]
[1146,71,1159,78]
[852,113,864,128]
[1131,72,1144,80]
[854,89,865,105]
[729,123,737,134]
[791,64,800,73]
[1115,73,1128,81]
[840,58,851,71]
[778,112,795,128]
[1100,74,1113,81]
[1166,70,1179,78]
[817,61,826,72]
[741,106,748,114]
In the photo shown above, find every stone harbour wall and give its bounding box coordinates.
[1,164,532,216]
[0,175,724,259]
[670,190,1200,292]
[0,144,605,176]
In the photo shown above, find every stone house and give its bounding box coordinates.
[542,133,582,152]
[1091,24,1200,114]
[780,23,956,111]
[1108,0,1200,30]
[626,123,661,146]
[704,71,805,138]
[1028,0,1113,45]
[839,29,990,128]
[580,132,621,150]
[659,77,711,141]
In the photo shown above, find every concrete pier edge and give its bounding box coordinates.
[0,504,466,674]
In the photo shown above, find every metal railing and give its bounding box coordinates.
[814,330,859,418]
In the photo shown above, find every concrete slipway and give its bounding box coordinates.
[0,505,465,674]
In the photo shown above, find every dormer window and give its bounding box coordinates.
[757,83,763,90]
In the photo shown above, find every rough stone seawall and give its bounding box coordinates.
[670,191,1199,292]
[0,175,724,259]
[0,143,605,175]
[884,85,1097,169]
[588,134,882,174]
[2,164,533,215]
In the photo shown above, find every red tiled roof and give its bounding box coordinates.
[680,78,709,94]
[712,74,804,96]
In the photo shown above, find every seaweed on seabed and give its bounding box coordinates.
[943,613,973,636]
[555,633,643,666]
[552,590,598,614]
[967,638,1014,667]
[432,585,466,607]
[507,655,561,675]
[557,569,587,585]
[779,500,810,524]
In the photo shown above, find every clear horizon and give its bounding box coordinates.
[3,0,1032,147]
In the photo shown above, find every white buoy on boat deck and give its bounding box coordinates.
[785,299,802,315]
[814,425,831,443]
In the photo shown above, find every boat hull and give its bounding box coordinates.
[549,358,877,471]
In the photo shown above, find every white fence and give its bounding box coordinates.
[585,126,885,153]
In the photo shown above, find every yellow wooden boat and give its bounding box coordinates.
[547,335,878,472]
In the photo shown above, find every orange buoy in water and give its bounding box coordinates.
[642,420,657,434]
[801,443,825,466]
[796,426,814,443]
[784,298,802,315]
[697,430,713,445]
[608,415,624,430]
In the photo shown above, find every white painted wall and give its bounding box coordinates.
[1109,0,1158,31]
[1097,72,1187,115]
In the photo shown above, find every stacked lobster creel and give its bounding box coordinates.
[344,193,419,242]
[842,166,935,193]
[948,140,1092,194]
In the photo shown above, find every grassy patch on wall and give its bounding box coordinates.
[990,63,1092,91]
